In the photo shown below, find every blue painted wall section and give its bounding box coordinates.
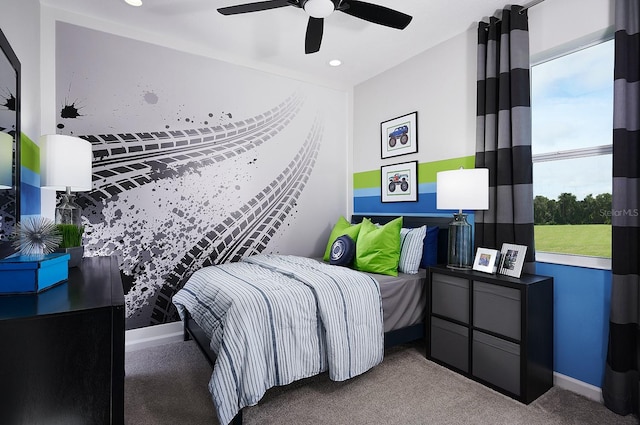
[536,262,611,387]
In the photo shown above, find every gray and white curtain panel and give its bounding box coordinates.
[603,0,640,416]
[474,5,536,273]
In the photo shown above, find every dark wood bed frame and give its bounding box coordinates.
[181,215,451,425]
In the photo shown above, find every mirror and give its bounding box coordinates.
[0,26,20,258]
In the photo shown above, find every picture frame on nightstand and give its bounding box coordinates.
[498,243,528,278]
[472,247,501,274]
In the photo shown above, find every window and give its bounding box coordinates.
[531,39,614,265]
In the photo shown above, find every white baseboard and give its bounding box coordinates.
[553,371,603,403]
[125,321,184,352]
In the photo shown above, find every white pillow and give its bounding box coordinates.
[398,226,426,274]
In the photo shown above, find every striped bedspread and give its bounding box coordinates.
[172,254,384,425]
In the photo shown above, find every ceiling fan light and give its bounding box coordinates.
[304,0,335,19]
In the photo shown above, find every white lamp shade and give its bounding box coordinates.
[40,134,93,191]
[436,168,489,211]
[0,131,12,189]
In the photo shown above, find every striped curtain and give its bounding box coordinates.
[474,5,535,273]
[603,0,640,416]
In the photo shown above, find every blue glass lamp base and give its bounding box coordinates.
[447,213,473,269]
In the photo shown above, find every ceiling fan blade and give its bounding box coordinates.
[305,17,324,54]
[339,0,412,30]
[218,0,294,16]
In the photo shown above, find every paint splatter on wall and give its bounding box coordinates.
[56,22,347,329]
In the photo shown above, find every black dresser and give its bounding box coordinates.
[0,256,125,424]
[426,265,554,404]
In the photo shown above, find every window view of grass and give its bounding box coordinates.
[534,224,611,258]
[534,193,612,258]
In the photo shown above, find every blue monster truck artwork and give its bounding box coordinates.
[388,125,409,148]
[388,173,409,192]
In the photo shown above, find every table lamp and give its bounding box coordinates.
[40,134,92,226]
[436,167,489,269]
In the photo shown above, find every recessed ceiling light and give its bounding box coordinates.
[329,59,342,67]
[125,0,143,6]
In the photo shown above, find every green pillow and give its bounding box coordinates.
[323,216,362,261]
[354,217,403,276]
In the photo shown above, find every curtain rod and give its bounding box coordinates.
[482,0,545,25]
[519,0,546,14]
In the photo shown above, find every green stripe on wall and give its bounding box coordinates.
[353,169,380,189]
[353,155,475,189]
[20,133,40,173]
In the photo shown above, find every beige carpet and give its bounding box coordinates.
[125,340,638,425]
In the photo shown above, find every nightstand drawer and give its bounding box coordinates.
[473,281,521,340]
[432,273,469,323]
[431,317,469,373]
[473,331,520,396]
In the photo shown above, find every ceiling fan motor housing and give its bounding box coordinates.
[302,0,336,18]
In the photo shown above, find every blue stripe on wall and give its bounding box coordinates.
[20,166,41,216]
[354,187,476,224]
[354,193,438,215]
[21,166,39,188]
[354,182,437,199]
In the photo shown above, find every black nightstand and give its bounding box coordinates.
[0,256,125,424]
[426,265,553,404]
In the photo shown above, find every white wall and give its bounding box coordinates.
[529,0,614,63]
[353,0,615,177]
[353,28,477,173]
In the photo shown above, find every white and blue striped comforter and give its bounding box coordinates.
[172,254,384,425]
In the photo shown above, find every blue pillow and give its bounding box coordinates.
[420,226,440,268]
[330,235,356,267]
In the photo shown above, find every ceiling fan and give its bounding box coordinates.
[217,0,413,54]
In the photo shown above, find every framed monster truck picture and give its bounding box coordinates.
[381,160,418,203]
[380,111,418,159]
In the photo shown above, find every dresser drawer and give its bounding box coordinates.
[432,273,469,323]
[431,317,469,373]
[473,331,520,396]
[473,281,521,340]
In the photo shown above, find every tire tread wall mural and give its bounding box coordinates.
[56,23,346,329]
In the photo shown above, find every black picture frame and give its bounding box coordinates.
[380,111,418,159]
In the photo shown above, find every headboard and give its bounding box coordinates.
[351,215,450,266]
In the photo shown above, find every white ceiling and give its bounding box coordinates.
[40,0,510,89]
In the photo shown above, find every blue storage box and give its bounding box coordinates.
[0,253,70,294]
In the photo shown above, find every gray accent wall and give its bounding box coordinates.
[55,22,347,329]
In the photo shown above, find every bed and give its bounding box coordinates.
[172,215,450,425]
